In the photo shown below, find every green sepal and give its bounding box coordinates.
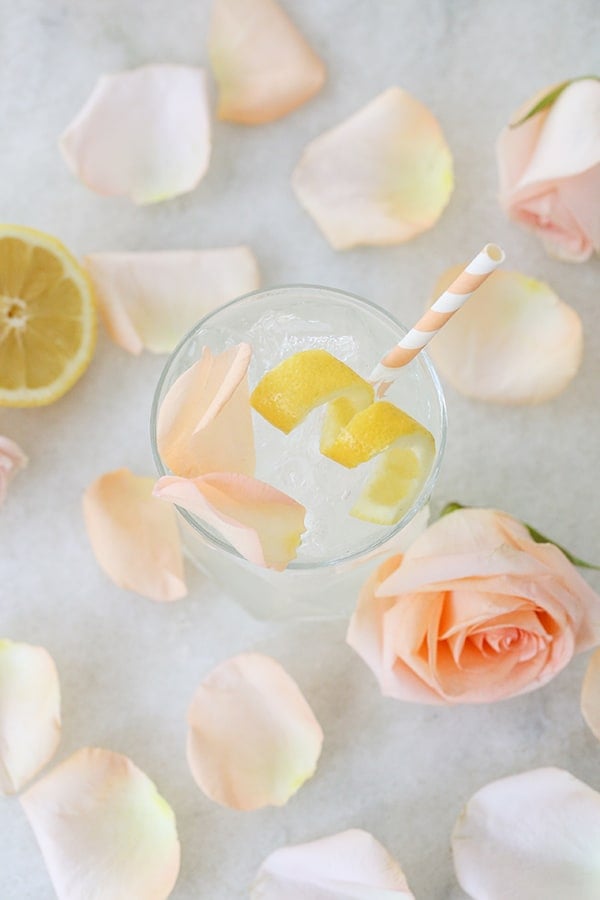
[510,75,599,128]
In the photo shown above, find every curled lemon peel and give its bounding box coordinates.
[251,351,435,525]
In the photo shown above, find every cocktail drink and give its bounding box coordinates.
[151,285,446,619]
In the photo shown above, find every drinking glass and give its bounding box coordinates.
[151,285,446,620]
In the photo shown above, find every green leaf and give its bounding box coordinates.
[523,524,600,571]
[437,502,600,570]
[439,501,465,518]
[510,75,600,128]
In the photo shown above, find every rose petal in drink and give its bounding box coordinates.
[60,65,211,204]
[20,748,180,900]
[83,468,186,602]
[187,653,322,809]
[85,248,260,355]
[0,640,61,795]
[292,87,453,249]
[209,0,326,124]
[157,344,255,478]
[427,267,582,403]
[153,473,306,570]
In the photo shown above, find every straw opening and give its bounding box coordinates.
[484,243,505,263]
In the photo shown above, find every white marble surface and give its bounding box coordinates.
[1,1,599,897]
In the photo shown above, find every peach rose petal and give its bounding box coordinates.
[427,267,582,404]
[251,828,415,899]
[157,344,255,478]
[581,647,600,740]
[292,87,454,249]
[208,0,326,124]
[85,248,260,355]
[0,640,61,795]
[60,65,211,204]
[452,768,600,900]
[83,468,186,602]
[20,747,180,900]
[0,436,28,505]
[187,653,322,810]
[153,473,305,570]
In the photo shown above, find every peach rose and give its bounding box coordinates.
[497,77,600,262]
[347,508,600,704]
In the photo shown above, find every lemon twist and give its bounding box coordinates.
[322,400,436,525]
[250,349,374,433]
[251,350,435,526]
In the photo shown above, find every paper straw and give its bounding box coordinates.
[370,243,505,388]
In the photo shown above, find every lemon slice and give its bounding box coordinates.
[250,349,374,434]
[0,225,96,407]
[323,400,436,525]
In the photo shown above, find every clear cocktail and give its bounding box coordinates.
[151,285,446,619]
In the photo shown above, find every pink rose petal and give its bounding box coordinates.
[60,65,211,204]
[0,436,27,505]
[0,640,61,795]
[153,472,306,570]
[427,267,582,404]
[581,647,600,741]
[187,653,322,810]
[20,747,180,900]
[452,768,600,900]
[85,247,260,354]
[292,87,454,249]
[157,343,255,478]
[208,0,326,124]
[83,468,186,602]
[251,828,415,898]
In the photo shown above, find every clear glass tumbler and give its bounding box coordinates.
[151,285,446,620]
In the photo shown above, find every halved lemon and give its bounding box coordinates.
[250,349,374,433]
[0,225,96,406]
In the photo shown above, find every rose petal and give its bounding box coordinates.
[187,653,322,810]
[153,472,306,570]
[251,828,415,899]
[427,267,582,403]
[452,768,600,900]
[0,436,28,505]
[157,344,255,478]
[83,468,186,602]
[0,640,61,795]
[208,0,326,124]
[85,247,260,354]
[60,65,211,204]
[292,86,453,249]
[581,647,600,740]
[20,747,180,900]
[513,79,600,187]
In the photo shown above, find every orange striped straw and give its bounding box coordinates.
[370,243,505,392]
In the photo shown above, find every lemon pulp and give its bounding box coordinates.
[0,225,96,407]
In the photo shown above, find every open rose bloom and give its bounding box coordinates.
[348,508,600,704]
[497,78,600,261]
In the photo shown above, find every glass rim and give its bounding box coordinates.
[150,283,447,571]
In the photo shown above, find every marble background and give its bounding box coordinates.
[1,0,599,897]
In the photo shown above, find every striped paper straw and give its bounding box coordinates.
[370,243,505,388]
